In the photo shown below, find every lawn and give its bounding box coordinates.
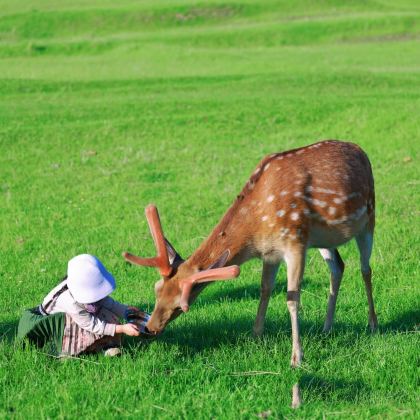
[0,0,419,418]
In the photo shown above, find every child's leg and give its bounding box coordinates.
[61,307,122,356]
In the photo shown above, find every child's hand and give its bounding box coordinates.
[116,323,140,336]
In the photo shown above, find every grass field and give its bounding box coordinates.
[1,0,419,418]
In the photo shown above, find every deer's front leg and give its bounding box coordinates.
[285,248,306,368]
[253,262,279,337]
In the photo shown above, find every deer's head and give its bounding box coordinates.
[123,205,240,334]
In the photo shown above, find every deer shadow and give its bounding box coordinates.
[131,305,419,356]
[297,374,368,404]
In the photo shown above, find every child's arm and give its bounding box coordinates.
[100,296,129,319]
[66,303,117,336]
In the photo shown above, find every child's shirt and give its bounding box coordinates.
[40,279,128,336]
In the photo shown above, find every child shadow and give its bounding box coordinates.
[0,319,18,344]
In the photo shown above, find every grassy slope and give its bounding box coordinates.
[0,0,419,418]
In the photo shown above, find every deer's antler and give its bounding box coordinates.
[123,205,172,277]
[180,265,240,312]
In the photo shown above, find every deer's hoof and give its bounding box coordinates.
[322,323,332,333]
[252,329,263,339]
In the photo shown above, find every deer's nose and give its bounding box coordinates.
[145,319,162,335]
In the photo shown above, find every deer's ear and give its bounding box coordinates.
[165,238,184,268]
[206,250,230,270]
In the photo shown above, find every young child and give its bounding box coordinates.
[18,254,148,358]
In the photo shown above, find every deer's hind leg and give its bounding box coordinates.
[253,262,279,337]
[319,248,345,332]
[355,228,378,332]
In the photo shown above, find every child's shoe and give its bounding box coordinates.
[104,347,121,357]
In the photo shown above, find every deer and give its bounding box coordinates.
[123,140,378,367]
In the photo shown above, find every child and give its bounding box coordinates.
[18,254,147,358]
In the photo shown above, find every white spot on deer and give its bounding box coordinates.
[239,207,248,215]
[267,194,275,203]
[262,215,269,222]
[333,197,344,205]
[290,212,299,221]
[304,197,327,208]
[291,202,297,208]
[276,156,284,160]
[296,150,304,155]
[248,182,254,190]
[294,191,302,197]
[280,191,288,197]
[253,167,261,175]
[269,223,275,228]
[276,209,285,217]
[264,163,271,172]
[251,200,257,206]
[328,207,337,216]
[315,187,337,195]
[303,208,311,216]
[327,217,348,225]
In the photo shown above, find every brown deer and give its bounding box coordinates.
[124,140,378,367]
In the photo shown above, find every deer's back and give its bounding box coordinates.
[239,140,375,252]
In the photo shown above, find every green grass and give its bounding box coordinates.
[0,0,419,418]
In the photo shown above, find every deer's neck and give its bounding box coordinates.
[187,197,253,270]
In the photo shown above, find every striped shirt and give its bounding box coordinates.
[40,280,128,336]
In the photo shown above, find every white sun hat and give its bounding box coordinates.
[67,254,116,304]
